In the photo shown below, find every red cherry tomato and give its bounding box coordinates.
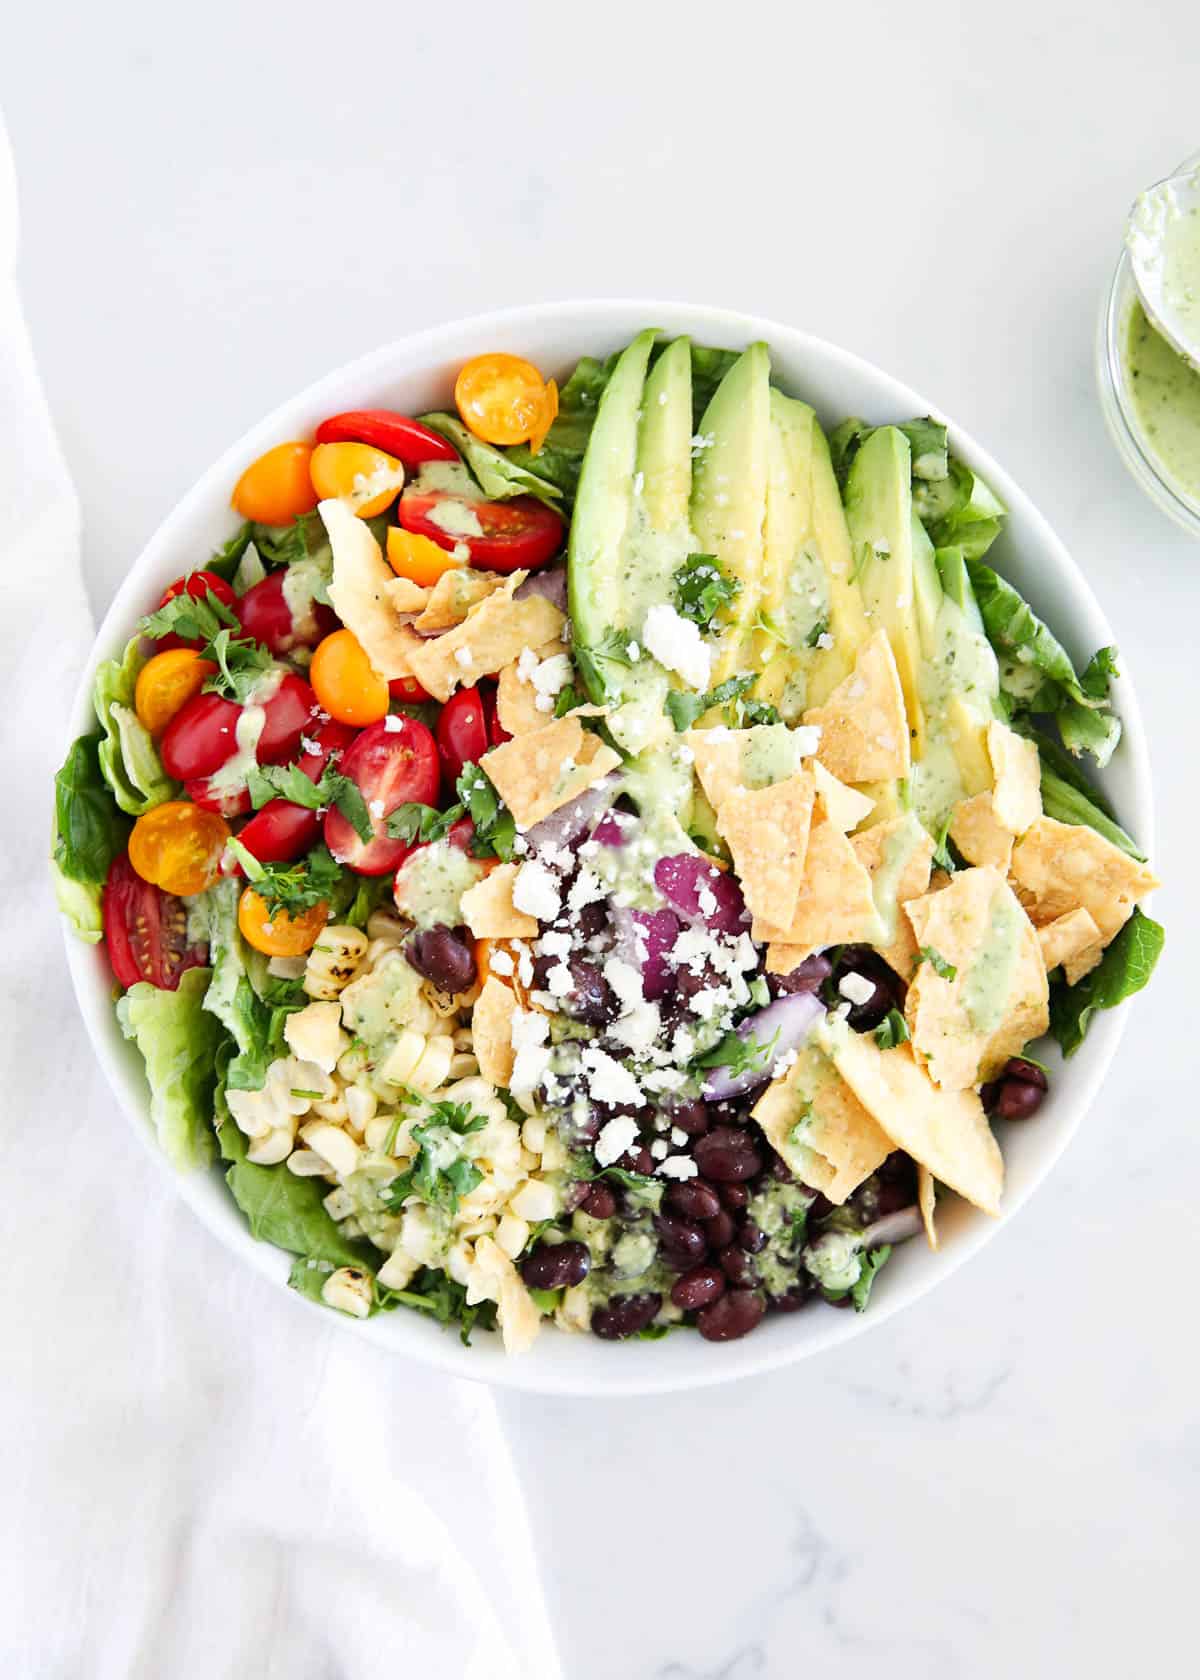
[436,686,489,785]
[257,673,318,764]
[323,715,440,875]
[102,854,208,991]
[315,409,459,464]
[238,569,337,656]
[398,491,564,574]
[481,682,510,747]
[234,720,357,866]
[152,570,240,651]
[388,674,433,703]
[185,774,252,818]
[161,692,243,781]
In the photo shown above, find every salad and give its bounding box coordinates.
[53,332,1164,1352]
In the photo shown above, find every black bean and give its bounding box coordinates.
[580,1184,617,1219]
[573,901,609,940]
[719,1183,749,1213]
[833,945,906,1031]
[985,1077,1046,1121]
[1005,1056,1048,1090]
[671,1265,726,1312]
[770,1152,793,1183]
[520,1240,590,1291]
[667,1098,710,1137]
[665,1180,721,1220]
[654,1214,708,1270]
[405,924,476,993]
[697,1289,766,1341]
[616,1145,654,1176]
[563,1180,592,1214]
[703,1209,736,1251]
[591,1292,662,1340]
[694,1127,763,1184]
[769,1281,813,1314]
[719,1245,758,1287]
[739,1221,767,1254]
[567,960,619,1026]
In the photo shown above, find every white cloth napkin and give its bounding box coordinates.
[0,114,559,1680]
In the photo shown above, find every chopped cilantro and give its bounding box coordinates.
[804,618,830,649]
[381,1268,497,1345]
[226,839,344,919]
[387,801,463,844]
[379,1090,489,1214]
[851,1244,891,1312]
[201,628,277,704]
[874,1009,910,1050]
[931,815,958,874]
[739,698,780,725]
[553,681,587,718]
[574,629,634,699]
[290,1088,324,1101]
[918,946,957,981]
[787,1205,809,1249]
[138,586,239,645]
[696,1024,780,1078]
[247,761,374,844]
[673,552,740,626]
[665,673,756,732]
[456,763,517,860]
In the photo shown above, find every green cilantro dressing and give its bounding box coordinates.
[869,811,928,944]
[281,554,333,641]
[393,841,484,930]
[962,888,1022,1034]
[739,723,805,787]
[1122,302,1200,498]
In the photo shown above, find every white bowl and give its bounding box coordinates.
[62,300,1154,1397]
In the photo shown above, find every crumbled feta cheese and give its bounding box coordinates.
[516,647,539,683]
[626,641,640,662]
[838,971,877,1007]
[512,859,562,921]
[454,646,474,669]
[595,1114,640,1167]
[793,725,822,756]
[514,943,535,988]
[581,1046,643,1107]
[567,867,605,913]
[299,735,319,754]
[489,949,514,977]
[657,1155,699,1180]
[383,714,404,733]
[534,693,555,712]
[369,799,385,820]
[546,962,575,998]
[510,1008,552,1096]
[815,632,834,651]
[539,929,572,959]
[642,603,712,691]
[670,1125,688,1147]
[532,653,571,698]
[643,1067,687,1094]
[650,1138,669,1161]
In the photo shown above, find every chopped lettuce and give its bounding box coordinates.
[1049,909,1164,1056]
[93,637,177,814]
[418,413,564,506]
[830,416,950,487]
[916,460,1006,558]
[116,967,222,1169]
[193,881,299,1091]
[51,862,103,943]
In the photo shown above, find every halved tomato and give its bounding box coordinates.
[315,409,459,464]
[323,715,439,875]
[238,569,337,655]
[436,686,489,786]
[233,719,357,866]
[152,570,240,651]
[397,491,563,574]
[161,673,314,784]
[257,673,318,764]
[102,854,207,990]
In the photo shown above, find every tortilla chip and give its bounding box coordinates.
[472,976,518,1087]
[408,584,564,702]
[850,812,934,980]
[903,866,1049,1090]
[752,1040,893,1204]
[917,1166,939,1250]
[811,760,875,833]
[321,498,425,680]
[480,716,620,830]
[716,772,814,931]
[381,577,431,616]
[460,864,538,939]
[467,1234,541,1354]
[496,639,569,736]
[1009,817,1159,950]
[803,629,911,783]
[414,567,506,633]
[757,805,879,953]
[820,1019,1004,1216]
[684,728,749,809]
[987,721,1041,835]
[950,792,1014,872]
[1037,906,1102,974]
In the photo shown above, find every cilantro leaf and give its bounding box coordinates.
[226,839,344,919]
[696,1024,780,1078]
[386,801,464,844]
[665,673,756,733]
[381,1267,497,1345]
[918,946,957,981]
[245,762,374,845]
[456,763,517,860]
[874,1009,910,1050]
[553,682,587,718]
[804,618,831,649]
[673,552,740,627]
[138,585,239,646]
[379,1091,490,1214]
[574,629,634,701]
[201,628,277,704]
[851,1244,892,1312]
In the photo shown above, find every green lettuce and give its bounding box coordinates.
[916,460,1006,558]
[51,862,104,943]
[831,416,950,487]
[116,967,222,1169]
[1049,908,1164,1056]
[93,638,177,814]
[192,881,301,1091]
[53,731,129,879]
[418,413,564,506]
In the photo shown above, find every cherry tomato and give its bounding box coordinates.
[310,628,389,726]
[232,442,319,525]
[527,380,559,456]
[315,410,459,464]
[185,773,252,819]
[103,854,208,990]
[398,491,563,574]
[134,649,215,736]
[310,441,405,518]
[128,801,231,896]
[257,673,319,764]
[436,686,489,785]
[389,673,433,703]
[385,525,466,587]
[237,569,337,655]
[323,715,439,875]
[481,682,510,748]
[238,887,327,956]
[151,570,240,651]
[161,692,243,781]
[234,719,357,866]
[455,353,555,446]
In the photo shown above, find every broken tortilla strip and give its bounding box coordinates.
[467,1234,542,1354]
[460,864,538,939]
[381,576,431,616]
[496,639,569,736]
[802,629,911,783]
[949,792,1014,872]
[1036,905,1102,975]
[752,1040,892,1205]
[413,567,506,633]
[755,805,878,949]
[408,583,564,702]
[850,812,934,981]
[472,975,518,1087]
[818,1018,1004,1216]
[1009,817,1160,949]
[321,498,426,680]
[986,720,1042,835]
[716,772,814,932]
[811,760,875,833]
[917,1166,939,1250]
[480,715,620,830]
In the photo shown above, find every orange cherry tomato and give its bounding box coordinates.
[309,441,405,517]
[386,525,466,587]
[526,379,558,456]
[309,628,390,726]
[238,887,328,956]
[232,441,319,525]
[128,801,231,897]
[134,649,216,736]
[454,353,555,446]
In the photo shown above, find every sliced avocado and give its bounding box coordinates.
[911,507,943,658]
[843,426,925,757]
[690,343,771,686]
[567,328,656,698]
[638,337,693,534]
[934,545,985,633]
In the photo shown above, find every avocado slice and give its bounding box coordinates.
[638,336,693,534]
[843,426,925,757]
[690,343,771,686]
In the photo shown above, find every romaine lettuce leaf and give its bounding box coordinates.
[193,880,298,1091]
[831,416,950,487]
[116,967,222,1169]
[1049,908,1164,1056]
[418,413,564,507]
[93,638,177,815]
[51,861,103,943]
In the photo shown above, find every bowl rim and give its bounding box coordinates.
[62,297,1155,1397]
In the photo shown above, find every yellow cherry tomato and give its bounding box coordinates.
[454,353,554,446]
[232,441,319,524]
[310,441,405,517]
[134,649,215,737]
[128,801,231,896]
[309,628,390,726]
[238,886,328,956]
[526,379,558,456]
[385,525,466,586]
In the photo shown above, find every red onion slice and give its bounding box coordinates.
[654,853,749,935]
[523,775,617,853]
[611,902,680,1000]
[700,991,825,1101]
[860,1205,922,1247]
[514,567,567,611]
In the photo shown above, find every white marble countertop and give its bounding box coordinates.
[5,3,1197,1672]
